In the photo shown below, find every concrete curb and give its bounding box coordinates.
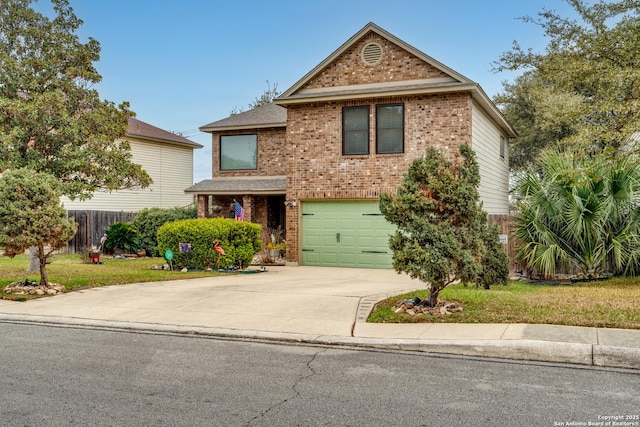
[1,313,638,370]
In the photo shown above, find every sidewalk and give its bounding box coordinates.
[0,266,638,370]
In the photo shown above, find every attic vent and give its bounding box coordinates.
[362,42,383,66]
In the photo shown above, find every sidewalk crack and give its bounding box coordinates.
[246,348,327,426]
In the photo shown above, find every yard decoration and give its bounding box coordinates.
[164,249,174,271]
[214,240,225,270]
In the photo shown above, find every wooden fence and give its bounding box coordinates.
[64,210,137,254]
[487,214,522,275]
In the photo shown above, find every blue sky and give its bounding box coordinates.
[56,0,576,182]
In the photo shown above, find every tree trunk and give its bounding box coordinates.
[27,246,39,273]
[37,244,49,286]
[428,286,441,307]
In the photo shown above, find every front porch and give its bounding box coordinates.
[185,175,287,251]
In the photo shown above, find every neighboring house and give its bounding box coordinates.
[62,117,203,212]
[188,22,516,269]
[62,118,202,253]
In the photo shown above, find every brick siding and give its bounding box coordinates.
[303,32,449,89]
[211,127,286,177]
[284,93,472,261]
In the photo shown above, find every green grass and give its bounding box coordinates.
[0,254,228,301]
[368,278,640,329]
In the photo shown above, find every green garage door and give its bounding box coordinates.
[301,200,395,268]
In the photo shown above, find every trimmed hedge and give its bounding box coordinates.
[133,206,197,257]
[157,218,262,270]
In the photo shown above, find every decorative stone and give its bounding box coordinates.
[393,298,463,316]
[3,281,64,297]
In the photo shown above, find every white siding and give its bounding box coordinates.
[471,101,509,214]
[61,138,196,212]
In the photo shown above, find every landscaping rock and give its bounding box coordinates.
[3,281,64,297]
[394,299,463,316]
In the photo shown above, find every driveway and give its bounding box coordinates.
[0,266,424,336]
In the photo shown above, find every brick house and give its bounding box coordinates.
[188,22,515,268]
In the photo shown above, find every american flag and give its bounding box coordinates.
[234,200,245,221]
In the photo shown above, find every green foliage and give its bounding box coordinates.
[513,150,640,277]
[103,222,140,254]
[494,72,580,170]
[157,218,262,270]
[478,222,510,289]
[380,145,509,306]
[0,168,77,285]
[133,205,197,257]
[0,0,151,200]
[494,0,640,169]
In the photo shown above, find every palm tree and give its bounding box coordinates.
[513,150,640,278]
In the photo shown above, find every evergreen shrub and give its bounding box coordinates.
[133,205,197,257]
[157,218,262,270]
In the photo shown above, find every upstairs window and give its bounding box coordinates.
[220,135,257,170]
[376,104,404,154]
[342,106,370,155]
[500,136,506,159]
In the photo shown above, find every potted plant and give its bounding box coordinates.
[266,241,286,258]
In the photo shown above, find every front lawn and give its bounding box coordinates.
[0,254,226,300]
[368,279,640,329]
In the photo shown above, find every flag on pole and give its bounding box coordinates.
[234,200,245,221]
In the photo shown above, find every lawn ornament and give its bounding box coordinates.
[214,240,225,270]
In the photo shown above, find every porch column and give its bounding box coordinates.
[197,195,209,218]
[242,195,252,222]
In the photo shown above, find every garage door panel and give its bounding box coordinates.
[320,250,339,265]
[301,201,395,268]
[302,250,320,265]
[357,252,391,268]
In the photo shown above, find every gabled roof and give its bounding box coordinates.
[128,118,203,148]
[199,103,287,133]
[277,22,473,101]
[275,22,516,138]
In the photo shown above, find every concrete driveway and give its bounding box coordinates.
[0,266,423,336]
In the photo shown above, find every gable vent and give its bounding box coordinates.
[362,42,383,65]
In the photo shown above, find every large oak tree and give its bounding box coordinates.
[0,0,151,200]
[494,0,640,170]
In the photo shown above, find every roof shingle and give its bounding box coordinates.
[128,118,203,148]
[199,103,287,132]
[185,175,286,195]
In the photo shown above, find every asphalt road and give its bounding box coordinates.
[1,322,639,427]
